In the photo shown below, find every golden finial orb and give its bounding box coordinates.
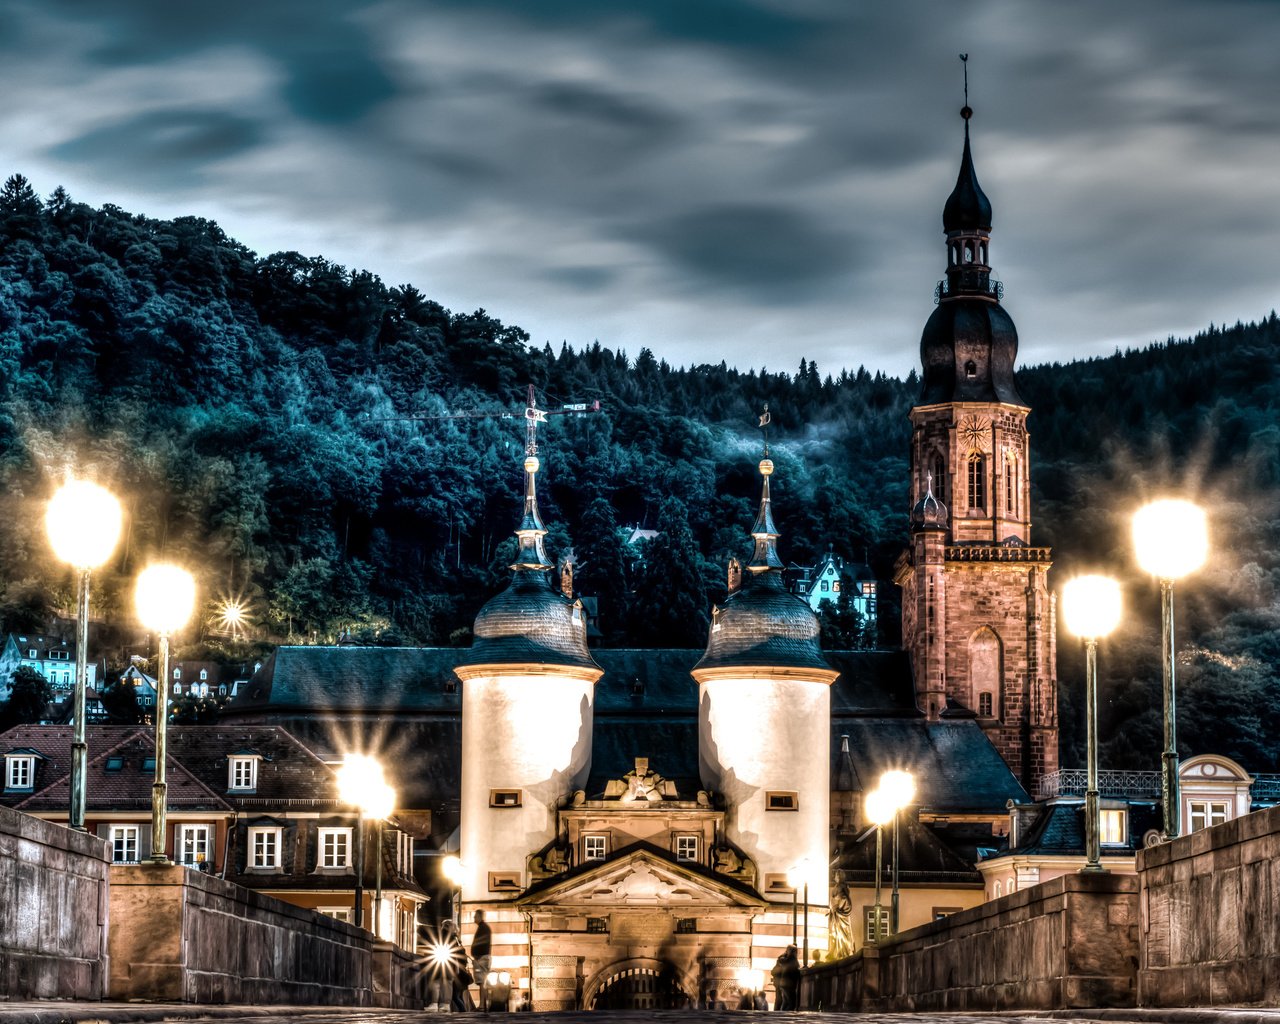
[524,455,540,474]
[759,458,774,476]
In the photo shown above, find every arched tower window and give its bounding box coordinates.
[967,453,986,512]
[969,627,1002,717]
[930,451,946,505]
[1004,455,1017,515]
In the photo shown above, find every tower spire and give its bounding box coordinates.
[748,405,784,573]
[512,385,554,572]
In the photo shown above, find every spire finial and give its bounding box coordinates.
[748,406,783,573]
[758,403,771,459]
[960,53,972,121]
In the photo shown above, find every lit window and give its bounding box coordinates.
[586,917,607,933]
[27,649,36,658]
[978,692,993,717]
[178,824,211,867]
[5,756,35,790]
[1100,809,1127,845]
[832,580,841,592]
[173,683,182,695]
[173,668,181,680]
[1005,457,1016,514]
[675,835,698,862]
[229,757,258,791]
[994,880,1002,898]
[248,827,282,869]
[968,453,986,511]
[1188,801,1229,832]
[319,827,352,868]
[199,670,208,681]
[864,906,889,943]
[1007,876,1016,893]
[110,825,140,864]
[319,907,353,924]
[584,835,607,861]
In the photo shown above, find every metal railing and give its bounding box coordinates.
[1251,774,1280,801]
[1039,768,1280,803]
[934,278,1004,304]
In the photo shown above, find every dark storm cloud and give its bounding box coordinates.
[52,110,263,186]
[633,204,856,299]
[3,0,1279,374]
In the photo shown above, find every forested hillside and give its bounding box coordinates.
[1,174,1277,771]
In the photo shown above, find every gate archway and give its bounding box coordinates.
[585,959,691,1010]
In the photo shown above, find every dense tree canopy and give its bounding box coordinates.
[1,174,1278,771]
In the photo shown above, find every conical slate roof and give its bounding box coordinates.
[942,119,992,233]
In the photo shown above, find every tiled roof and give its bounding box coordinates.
[1003,799,1162,857]
[587,718,700,797]
[835,812,982,885]
[830,719,1028,813]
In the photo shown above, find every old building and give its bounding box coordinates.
[0,633,97,700]
[894,103,1058,792]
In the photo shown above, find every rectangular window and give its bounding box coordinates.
[489,789,522,807]
[319,907,353,924]
[488,871,521,891]
[820,580,829,592]
[5,756,34,790]
[586,917,608,933]
[249,827,282,869]
[178,824,211,867]
[583,834,607,861]
[864,906,890,943]
[978,692,993,717]
[932,907,962,921]
[675,918,696,934]
[110,825,140,864]
[675,835,698,862]
[832,580,841,592]
[1100,809,1127,845]
[1188,801,1230,833]
[229,757,257,791]
[763,873,793,893]
[319,827,352,868]
[766,791,798,811]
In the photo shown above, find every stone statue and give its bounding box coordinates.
[621,756,666,802]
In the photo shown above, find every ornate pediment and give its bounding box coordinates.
[520,846,763,910]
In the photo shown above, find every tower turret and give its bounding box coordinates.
[693,420,836,923]
[455,444,602,905]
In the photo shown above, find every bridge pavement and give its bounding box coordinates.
[5,1006,1280,1024]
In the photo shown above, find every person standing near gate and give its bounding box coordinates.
[771,945,800,1011]
[471,910,493,1011]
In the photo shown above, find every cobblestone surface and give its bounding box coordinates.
[5,1007,1280,1024]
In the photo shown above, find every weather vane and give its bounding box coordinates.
[959,53,972,120]
[758,403,772,458]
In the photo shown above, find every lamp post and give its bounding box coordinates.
[369,781,396,940]
[1133,499,1207,841]
[45,480,122,832]
[442,854,464,931]
[135,564,196,863]
[879,770,916,936]
[864,789,894,944]
[786,858,814,968]
[1061,575,1123,872]
[338,754,390,929]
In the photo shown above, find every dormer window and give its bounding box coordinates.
[199,670,208,681]
[173,668,181,680]
[5,754,36,791]
[229,755,260,792]
[1100,809,1127,846]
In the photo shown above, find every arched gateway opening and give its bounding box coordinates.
[588,961,689,1010]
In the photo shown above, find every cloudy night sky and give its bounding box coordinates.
[4,0,1278,378]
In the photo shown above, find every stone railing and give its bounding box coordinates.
[108,863,426,1007]
[801,872,1139,1012]
[946,544,1052,563]
[0,805,111,1000]
[1138,801,1280,1006]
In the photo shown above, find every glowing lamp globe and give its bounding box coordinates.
[442,854,464,887]
[786,856,816,891]
[879,770,916,811]
[864,787,895,827]
[337,753,386,808]
[366,780,396,821]
[1061,575,1123,640]
[135,564,196,634]
[1132,499,1208,580]
[46,480,123,570]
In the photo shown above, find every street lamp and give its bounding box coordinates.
[1061,575,1123,872]
[135,564,197,864]
[864,789,895,944]
[879,769,916,935]
[337,754,390,929]
[442,854,465,930]
[786,858,815,968]
[45,479,122,831]
[1133,499,1207,841]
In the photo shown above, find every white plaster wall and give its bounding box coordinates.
[699,677,830,905]
[460,673,594,901]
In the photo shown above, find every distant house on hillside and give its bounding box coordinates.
[0,633,98,702]
[785,548,878,628]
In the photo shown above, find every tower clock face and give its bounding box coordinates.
[958,415,989,451]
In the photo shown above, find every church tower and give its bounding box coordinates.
[693,443,837,927]
[454,446,602,904]
[894,95,1058,791]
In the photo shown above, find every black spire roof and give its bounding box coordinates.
[942,117,992,234]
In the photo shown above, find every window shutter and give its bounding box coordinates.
[138,824,153,861]
[95,823,111,841]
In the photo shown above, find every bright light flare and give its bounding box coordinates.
[337,753,393,817]
[214,598,251,638]
[430,943,453,968]
[1061,575,1123,640]
[736,968,764,993]
[786,856,817,890]
[864,787,895,827]
[442,854,464,886]
[46,479,123,570]
[1133,499,1208,581]
[878,769,916,810]
[135,564,197,634]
